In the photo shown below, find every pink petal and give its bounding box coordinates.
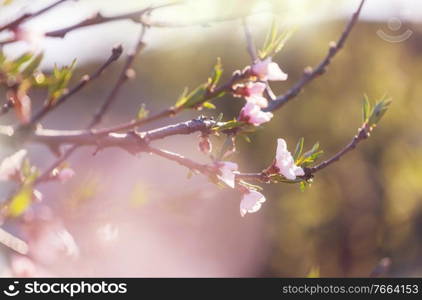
[240,190,266,217]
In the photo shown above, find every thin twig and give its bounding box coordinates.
[4,117,219,148]
[305,124,370,176]
[148,146,209,174]
[235,123,372,183]
[24,45,123,127]
[35,25,148,183]
[241,17,276,101]
[32,117,217,183]
[44,3,176,39]
[0,0,72,32]
[241,18,257,62]
[265,0,366,112]
[88,25,147,128]
[29,45,125,183]
[92,77,237,135]
[135,123,373,186]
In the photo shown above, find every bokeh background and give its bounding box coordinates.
[1,0,422,277]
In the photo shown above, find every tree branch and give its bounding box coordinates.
[88,25,147,128]
[304,124,370,176]
[34,26,148,183]
[29,117,217,183]
[147,146,209,174]
[92,76,237,135]
[19,117,218,148]
[43,3,176,39]
[235,123,372,183]
[265,0,366,112]
[23,45,123,127]
[0,0,72,32]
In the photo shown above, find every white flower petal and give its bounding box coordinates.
[251,58,288,81]
[275,139,304,180]
[240,190,266,217]
[267,62,288,81]
[216,161,238,188]
[246,95,268,108]
[240,102,273,126]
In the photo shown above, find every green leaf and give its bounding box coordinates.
[362,95,371,122]
[217,136,235,160]
[215,112,224,123]
[209,57,223,88]
[8,185,33,217]
[175,85,207,109]
[22,53,44,78]
[202,101,216,109]
[175,87,189,107]
[238,181,264,191]
[241,134,251,143]
[47,60,76,104]
[136,103,149,120]
[8,52,33,74]
[258,20,294,59]
[296,142,324,167]
[293,137,304,162]
[174,59,224,109]
[368,98,392,126]
[213,120,245,132]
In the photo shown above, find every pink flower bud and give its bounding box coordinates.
[251,57,288,81]
[198,135,212,154]
[275,138,304,180]
[216,161,238,188]
[239,102,273,126]
[240,190,266,217]
[58,168,75,183]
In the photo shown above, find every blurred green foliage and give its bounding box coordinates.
[113,20,421,277]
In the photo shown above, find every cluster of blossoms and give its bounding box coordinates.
[209,58,303,217]
[235,57,288,126]
[215,138,304,217]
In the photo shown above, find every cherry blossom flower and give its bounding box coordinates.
[245,81,266,96]
[0,150,27,181]
[251,57,288,81]
[14,28,45,50]
[246,94,269,108]
[57,168,75,183]
[234,82,268,108]
[240,190,266,217]
[239,102,273,126]
[275,138,304,180]
[216,161,238,188]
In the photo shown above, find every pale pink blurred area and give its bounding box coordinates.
[42,142,271,277]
